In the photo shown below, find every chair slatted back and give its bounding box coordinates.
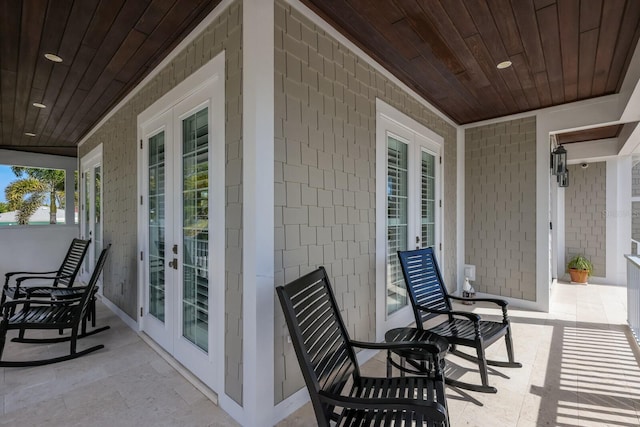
[398,248,452,325]
[74,245,110,323]
[56,238,91,288]
[276,267,358,422]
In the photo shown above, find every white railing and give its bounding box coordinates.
[626,255,640,346]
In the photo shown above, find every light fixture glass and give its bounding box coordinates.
[496,60,512,69]
[552,145,567,176]
[32,102,46,108]
[558,170,569,188]
[25,132,36,137]
[44,53,63,63]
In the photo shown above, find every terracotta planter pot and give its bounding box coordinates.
[569,268,589,284]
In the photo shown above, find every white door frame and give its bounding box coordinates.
[375,99,444,341]
[136,51,225,394]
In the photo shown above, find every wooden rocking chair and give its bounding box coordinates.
[277,266,450,426]
[0,245,110,367]
[397,248,521,393]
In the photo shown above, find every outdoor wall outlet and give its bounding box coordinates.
[287,335,292,344]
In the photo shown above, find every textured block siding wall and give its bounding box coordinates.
[465,117,536,301]
[274,0,457,403]
[78,2,244,405]
[564,162,606,276]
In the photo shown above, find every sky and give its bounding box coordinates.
[0,165,14,203]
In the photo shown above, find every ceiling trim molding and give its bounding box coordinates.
[78,0,234,149]
[284,0,457,128]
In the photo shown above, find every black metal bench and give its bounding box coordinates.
[277,266,450,426]
[0,245,110,367]
[397,248,521,393]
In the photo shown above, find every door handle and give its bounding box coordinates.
[168,259,178,270]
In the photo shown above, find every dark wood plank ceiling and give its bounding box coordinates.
[301,0,640,124]
[556,124,622,144]
[1,0,640,157]
[0,0,220,157]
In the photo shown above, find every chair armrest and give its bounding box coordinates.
[15,274,72,286]
[350,339,448,356]
[23,287,83,302]
[6,270,58,279]
[318,391,447,422]
[449,295,508,307]
[416,305,481,322]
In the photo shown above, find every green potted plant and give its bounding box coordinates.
[567,254,593,284]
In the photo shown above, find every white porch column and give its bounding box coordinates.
[242,0,275,426]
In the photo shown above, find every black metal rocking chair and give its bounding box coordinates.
[1,238,91,311]
[0,245,111,367]
[397,248,521,393]
[277,266,450,426]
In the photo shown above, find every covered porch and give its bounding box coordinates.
[1,281,637,427]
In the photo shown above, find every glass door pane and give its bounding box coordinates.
[148,131,166,322]
[182,108,209,352]
[84,172,91,273]
[387,136,408,315]
[94,165,102,261]
[421,151,436,248]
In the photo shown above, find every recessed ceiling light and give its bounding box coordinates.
[33,102,46,108]
[44,53,63,63]
[497,60,512,69]
[25,132,36,137]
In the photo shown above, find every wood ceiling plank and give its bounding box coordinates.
[135,0,175,35]
[578,28,598,99]
[84,0,127,50]
[465,33,520,113]
[77,0,149,92]
[1,70,18,145]
[394,0,465,74]
[0,0,21,146]
[417,0,491,88]
[592,0,625,94]
[57,0,101,61]
[557,124,622,144]
[465,0,530,111]
[55,29,147,142]
[537,4,565,104]
[348,0,404,25]
[69,80,126,142]
[512,0,546,74]
[439,0,478,39]
[510,53,540,107]
[580,0,602,32]
[31,0,73,91]
[12,0,48,145]
[39,46,95,146]
[557,0,579,102]
[533,70,552,107]
[487,0,524,57]
[606,0,640,92]
[387,19,421,61]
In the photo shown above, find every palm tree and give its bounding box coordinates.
[5,167,65,224]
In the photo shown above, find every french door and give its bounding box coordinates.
[375,101,444,339]
[140,88,222,389]
[80,145,103,284]
[386,133,440,316]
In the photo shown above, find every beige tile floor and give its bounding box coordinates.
[2,281,640,426]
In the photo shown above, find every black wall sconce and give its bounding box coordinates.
[551,144,567,176]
